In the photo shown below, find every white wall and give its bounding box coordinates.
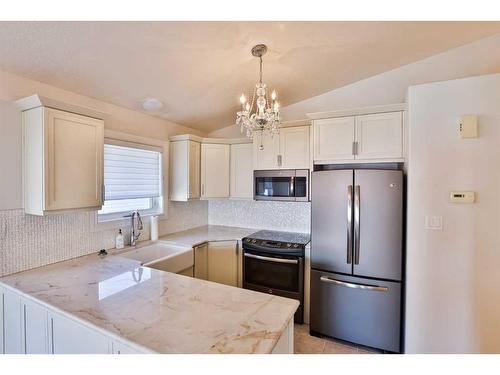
[208,200,310,233]
[209,33,500,138]
[406,73,500,353]
[0,69,208,277]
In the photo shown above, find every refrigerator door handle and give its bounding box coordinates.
[346,185,353,264]
[354,185,360,265]
[320,276,388,292]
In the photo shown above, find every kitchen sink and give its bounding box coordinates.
[117,242,193,274]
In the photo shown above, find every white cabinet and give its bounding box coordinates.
[0,290,3,354]
[253,126,310,170]
[313,117,355,161]
[169,140,200,201]
[201,143,230,198]
[207,241,238,287]
[355,112,403,159]
[230,143,253,199]
[279,126,310,169]
[112,340,141,354]
[253,131,280,170]
[49,311,110,354]
[2,287,22,354]
[194,243,209,280]
[22,107,104,215]
[313,111,404,163]
[22,298,49,354]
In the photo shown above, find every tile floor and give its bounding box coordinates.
[294,324,380,354]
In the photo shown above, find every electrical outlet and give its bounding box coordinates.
[425,215,443,230]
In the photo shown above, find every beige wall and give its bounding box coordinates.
[406,73,500,353]
[209,33,500,138]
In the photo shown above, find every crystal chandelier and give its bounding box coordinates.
[236,44,281,140]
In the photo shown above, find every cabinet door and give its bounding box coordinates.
[45,108,104,211]
[253,131,280,170]
[194,243,209,280]
[0,290,3,354]
[188,141,201,199]
[279,126,310,169]
[2,287,22,354]
[22,298,49,354]
[207,241,238,287]
[50,311,110,354]
[112,340,141,354]
[355,112,403,160]
[230,143,253,199]
[201,143,230,198]
[313,117,355,161]
[169,140,189,201]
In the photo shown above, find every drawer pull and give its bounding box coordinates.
[320,276,388,292]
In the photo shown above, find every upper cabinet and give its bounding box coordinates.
[201,143,230,198]
[312,110,404,163]
[230,143,253,199]
[170,140,200,201]
[253,125,310,170]
[22,106,104,215]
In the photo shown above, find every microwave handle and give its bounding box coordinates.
[290,176,295,196]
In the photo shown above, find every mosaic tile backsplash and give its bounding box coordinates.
[0,200,208,277]
[208,199,311,233]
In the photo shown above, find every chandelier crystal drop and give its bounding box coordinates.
[236,44,281,140]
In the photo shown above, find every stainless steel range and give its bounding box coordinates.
[242,230,310,323]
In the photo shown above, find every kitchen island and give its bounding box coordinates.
[0,226,298,354]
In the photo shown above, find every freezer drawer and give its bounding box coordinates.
[310,269,401,352]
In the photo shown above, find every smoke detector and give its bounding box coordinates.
[141,98,164,111]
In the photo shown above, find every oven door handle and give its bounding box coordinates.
[244,253,299,264]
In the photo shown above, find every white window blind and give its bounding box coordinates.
[104,142,162,201]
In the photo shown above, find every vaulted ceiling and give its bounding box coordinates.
[1,21,499,132]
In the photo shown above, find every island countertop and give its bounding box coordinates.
[0,231,299,354]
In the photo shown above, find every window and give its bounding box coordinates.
[98,139,163,222]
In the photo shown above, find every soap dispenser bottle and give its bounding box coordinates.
[115,229,124,249]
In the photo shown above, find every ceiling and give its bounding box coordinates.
[0,21,499,132]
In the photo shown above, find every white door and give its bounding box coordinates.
[188,141,201,199]
[313,117,355,161]
[253,131,280,170]
[45,108,104,211]
[22,298,49,354]
[207,241,238,287]
[2,287,22,354]
[355,112,403,160]
[279,126,310,169]
[201,143,230,198]
[230,143,253,199]
[50,311,110,354]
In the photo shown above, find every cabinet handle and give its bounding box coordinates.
[101,185,105,203]
[201,184,205,196]
[277,154,282,167]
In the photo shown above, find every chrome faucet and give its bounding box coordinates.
[130,211,143,247]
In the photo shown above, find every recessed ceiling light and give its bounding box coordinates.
[141,98,164,111]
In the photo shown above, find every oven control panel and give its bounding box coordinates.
[243,238,304,250]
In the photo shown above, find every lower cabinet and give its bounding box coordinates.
[0,284,145,354]
[207,241,238,287]
[194,243,209,280]
[49,311,110,354]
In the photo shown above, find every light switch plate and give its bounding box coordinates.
[425,215,443,230]
[459,115,478,138]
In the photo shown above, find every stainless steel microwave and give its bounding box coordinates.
[254,169,309,202]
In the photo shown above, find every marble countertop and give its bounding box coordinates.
[159,225,258,247]
[0,225,298,354]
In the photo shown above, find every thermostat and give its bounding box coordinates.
[459,115,478,138]
[449,191,475,203]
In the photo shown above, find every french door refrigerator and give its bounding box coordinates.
[310,168,403,352]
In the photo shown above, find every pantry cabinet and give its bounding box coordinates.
[170,140,201,201]
[253,125,310,170]
[312,111,403,163]
[22,107,104,215]
[207,241,239,287]
[230,143,253,199]
[201,143,230,198]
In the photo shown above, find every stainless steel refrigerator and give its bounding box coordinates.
[310,168,403,352]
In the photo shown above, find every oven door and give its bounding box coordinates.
[243,250,302,293]
[254,170,295,201]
